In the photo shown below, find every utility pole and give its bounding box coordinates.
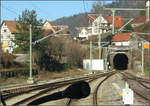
[103,8,146,34]
[27,24,34,83]
[146,0,150,22]
[105,47,108,72]
[98,23,101,59]
[141,41,144,75]
[112,9,115,35]
[90,41,93,74]
[26,26,67,83]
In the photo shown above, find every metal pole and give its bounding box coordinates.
[28,24,34,83]
[141,41,144,75]
[148,42,150,77]
[148,3,150,22]
[146,0,150,22]
[112,9,115,35]
[105,47,108,72]
[98,29,101,59]
[90,41,93,74]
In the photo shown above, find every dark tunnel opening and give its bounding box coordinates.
[113,53,129,70]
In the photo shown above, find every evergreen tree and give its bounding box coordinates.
[13,9,44,53]
[123,24,133,32]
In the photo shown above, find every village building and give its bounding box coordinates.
[131,16,147,28]
[0,20,19,53]
[88,14,122,36]
[42,19,71,38]
[77,14,122,40]
[111,32,132,47]
[111,32,150,50]
[0,19,70,53]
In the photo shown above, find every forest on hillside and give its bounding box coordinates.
[53,0,147,35]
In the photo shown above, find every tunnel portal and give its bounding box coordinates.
[113,53,129,70]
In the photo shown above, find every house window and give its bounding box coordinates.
[4,29,7,32]
[7,35,10,38]
[94,22,97,26]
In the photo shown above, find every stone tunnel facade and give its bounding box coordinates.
[108,52,132,70]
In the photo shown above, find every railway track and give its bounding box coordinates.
[65,71,117,106]
[2,71,116,105]
[93,72,116,106]
[2,73,100,100]
[3,70,149,106]
[65,76,102,106]
[121,72,150,103]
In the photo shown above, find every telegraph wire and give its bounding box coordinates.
[83,0,87,13]
[30,2,54,21]
[2,5,18,15]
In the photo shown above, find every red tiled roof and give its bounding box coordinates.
[103,16,122,28]
[88,15,122,28]
[111,32,132,42]
[43,19,61,32]
[46,20,56,26]
[132,16,146,24]
[88,14,98,24]
[43,29,53,37]
[3,20,20,33]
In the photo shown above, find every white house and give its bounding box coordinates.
[88,14,122,36]
[88,14,108,35]
[0,20,70,53]
[0,20,18,53]
[78,28,88,39]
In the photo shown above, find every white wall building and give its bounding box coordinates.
[78,28,88,39]
[88,14,122,36]
[83,59,104,71]
[111,33,132,47]
[1,20,18,53]
[89,15,108,35]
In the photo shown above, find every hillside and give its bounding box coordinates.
[92,0,146,19]
[53,0,146,36]
[53,13,89,35]
[134,22,150,41]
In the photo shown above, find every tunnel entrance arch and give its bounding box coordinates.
[109,52,132,70]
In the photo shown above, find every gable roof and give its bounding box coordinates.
[2,20,20,33]
[43,19,61,35]
[88,14,98,24]
[112,32,132,42]
[46,19,55,26]
[43,29,53,37]
[132,16,146,24]
[88,14,122,28]
[103,16,122,28]
[43,19,61,30]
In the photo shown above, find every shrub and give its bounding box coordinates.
[0,53,15,68]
